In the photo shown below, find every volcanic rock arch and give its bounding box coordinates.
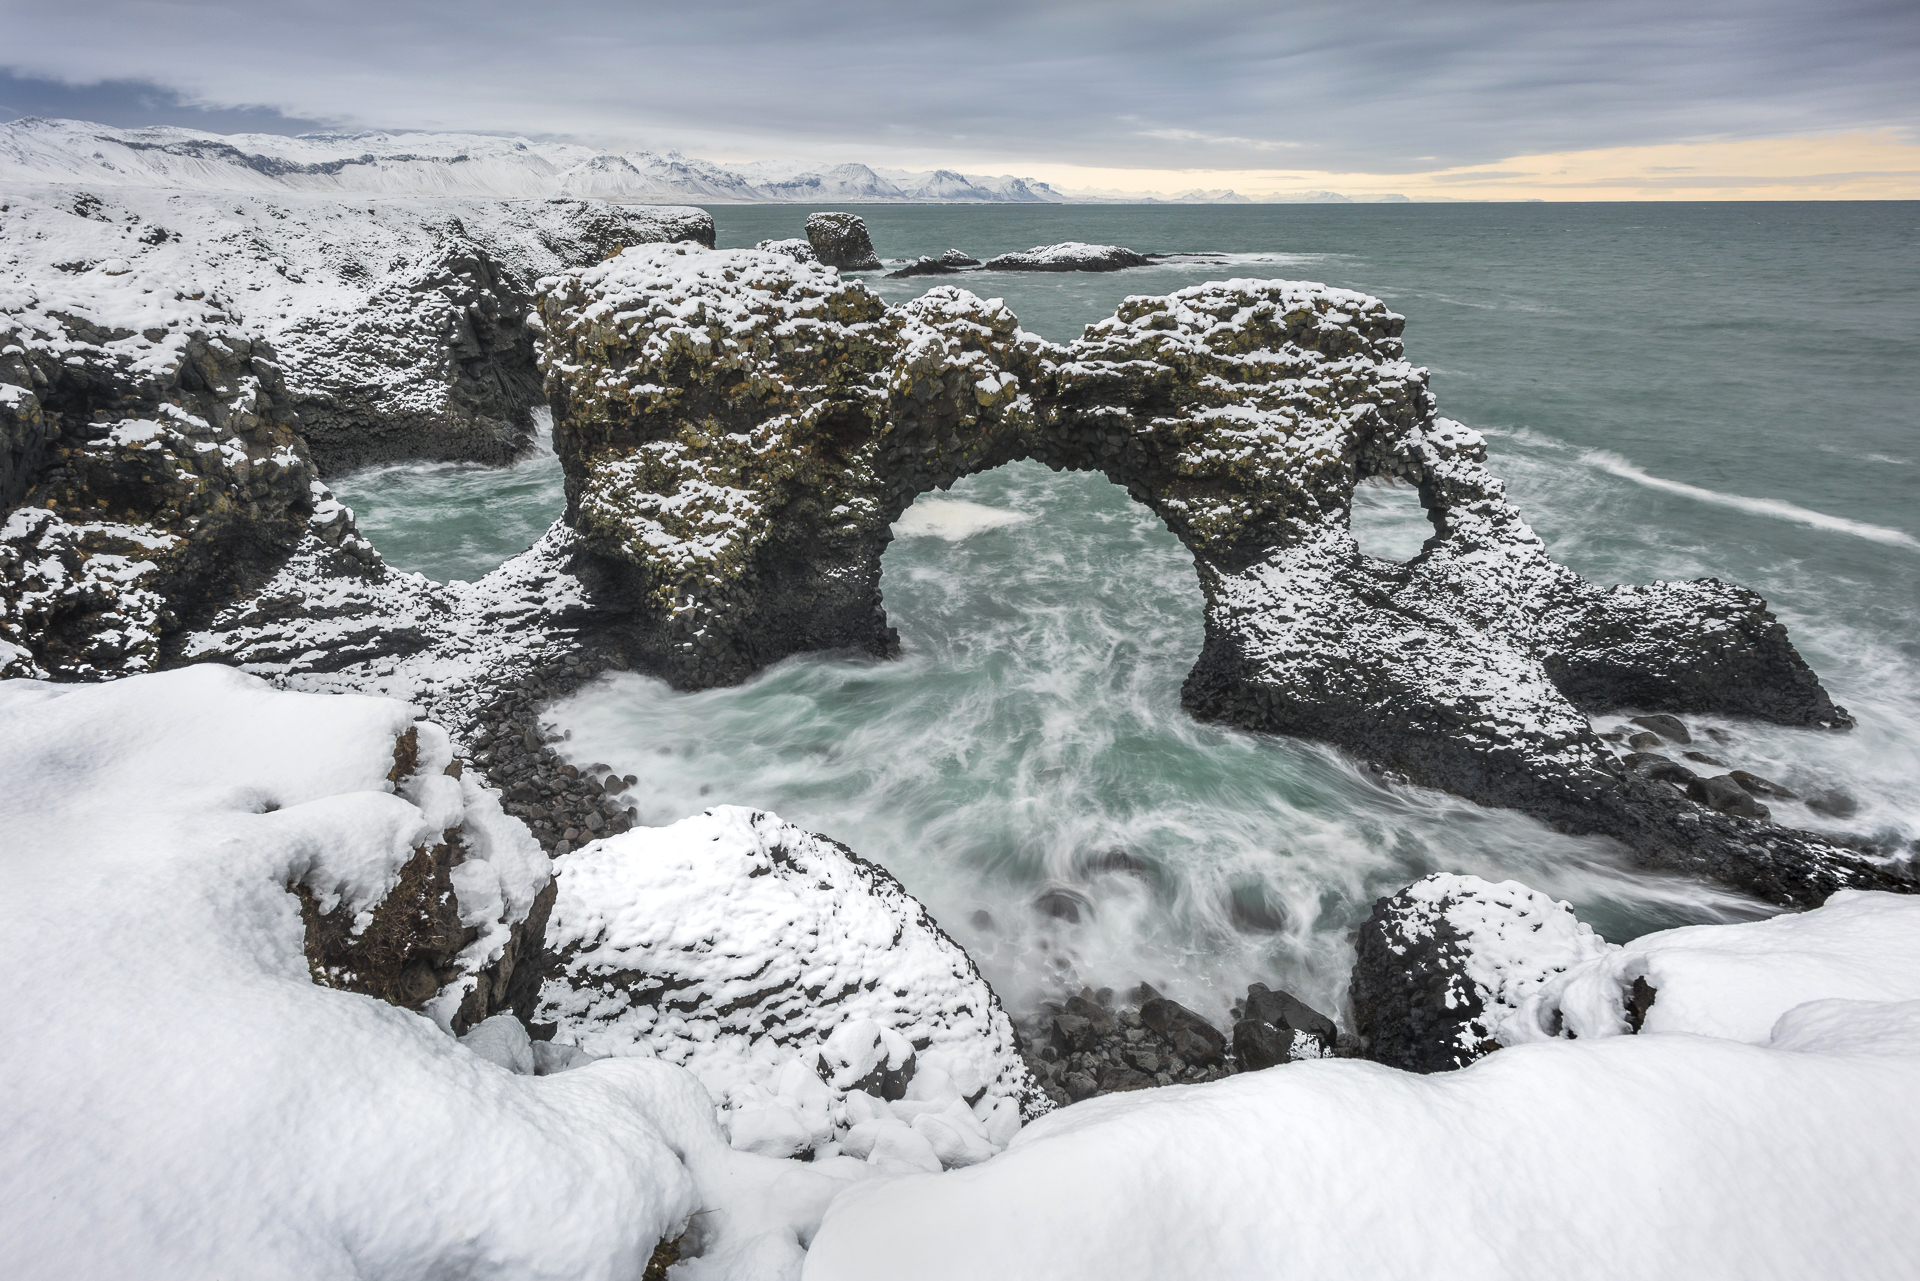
[536,243,1898,906]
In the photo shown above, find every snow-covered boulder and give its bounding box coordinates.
[0,665,876,1280]
[755,236,817,263]
[981,241,1150,272]
[532,806,1043,1166]
[1350,874,1614,1072]
[806,891,1920,1281]
[804,211,882,270]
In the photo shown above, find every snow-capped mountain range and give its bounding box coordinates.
[0,116,1073,204]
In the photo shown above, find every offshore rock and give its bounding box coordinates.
[805,211,883,271]
[887,256,967,279]
[982,242,1149,272]
[536,243,1902,903]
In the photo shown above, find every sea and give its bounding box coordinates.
[330,202,1920,1024]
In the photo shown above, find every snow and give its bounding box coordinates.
[1508,888,1920,1044]
[805,891,1920,1281]
[0,181,708,432]
[0,666,865,1281]
[890,497,1033,541]
[1381,873,1615,1050]
[0,117,1067,205]
[535,807,1041,1168]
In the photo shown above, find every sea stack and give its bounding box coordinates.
[805,211,884,270]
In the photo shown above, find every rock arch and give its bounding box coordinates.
[537,244,1894,906]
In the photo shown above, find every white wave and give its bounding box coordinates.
[1580,450,1920,550]
[891,498,1034,541]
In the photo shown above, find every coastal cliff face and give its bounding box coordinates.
[0,187,711,681]
[0,186,714,475]
[536,243,1898,906]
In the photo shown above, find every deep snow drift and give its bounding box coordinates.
[804,890,1920,1281]
[0,667,868,1281]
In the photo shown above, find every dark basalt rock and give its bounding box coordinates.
[0,310,337,679]
[291,202,715,473]
[1352,894,1491,1074]
[1018,979,1342,1104]
[982,242,1150,272]
[1232,1018,1294,1071]
[804,211,883,271]
[1243,982,1338,1052]
[1631,713,1693,743]
[886,256,966,279]
[1689,773,1770,820]
[536,245,1905,906]
[1731,770,1796,800]
[1139,996,1228,1065]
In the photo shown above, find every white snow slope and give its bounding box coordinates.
[0,117,1069,204]
[0,666,868,1281]
[805,890,1920,1281]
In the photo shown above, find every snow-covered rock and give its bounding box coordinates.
[0,182,712,473]
[804,211,883,270]
[1349,874,1615,1071]
[1506,888,1920,1045]
[0,665,878,1281]
[0,232,335,680]
[980,241,1151,272]
[755,236,818,263]
[533,806,1044,1168]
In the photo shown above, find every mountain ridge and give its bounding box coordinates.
[0,116,1408,204]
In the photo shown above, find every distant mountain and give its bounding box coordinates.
[0,117,1072,204]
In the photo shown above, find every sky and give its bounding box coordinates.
[3,0,1917,199]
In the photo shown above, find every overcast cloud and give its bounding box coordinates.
[2,0,1916,173]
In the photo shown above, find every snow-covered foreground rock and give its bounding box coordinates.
[0,667,871,1281]
[806,890,1920,1281]
[1350,873,1616,1071]
[534,807,1042,1166]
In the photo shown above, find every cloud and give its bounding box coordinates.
[0,68,329,135]
[1,1,1915,175]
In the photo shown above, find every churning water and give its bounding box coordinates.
[329,202,1920,1026]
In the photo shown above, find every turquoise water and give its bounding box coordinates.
[333,204,1920,1023]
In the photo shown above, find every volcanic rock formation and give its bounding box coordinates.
[981,242,1150,272]
[534,243,1907,905]
[0,186,709,680]
[804,211,882,270]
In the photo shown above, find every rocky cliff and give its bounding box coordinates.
[1,185,713,473]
